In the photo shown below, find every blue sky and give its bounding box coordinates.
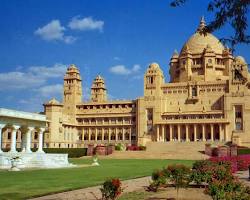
[0,0,249,112]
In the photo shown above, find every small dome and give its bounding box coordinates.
[171,50,179,58]
[180,18,224,55]
[149,62,160,70]
[96,75,104,80]
[67,64,79,71]
[47,98,60,105]
[235,56,246,64]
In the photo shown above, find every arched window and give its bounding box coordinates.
[84,134,88,141]
[125,133,130,140]
[91,133,95,140]
[104,134,109,140]
[111,133,116,140]
[118,133,123,140]
[97,134,102,140]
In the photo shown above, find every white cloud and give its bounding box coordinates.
[36,84,63,97]
[0,72,45,90]
[110,65,131,75]
[64,36,77,44]
[132,64,141,72]
[34,20,65,41]
[34,20,76,44]
[0,63,67,91]
[29,63,67,78]
[68,16,104,32]
[109,64,141,75]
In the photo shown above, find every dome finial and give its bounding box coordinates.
[196,16,206,32]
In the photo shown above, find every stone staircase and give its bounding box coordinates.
[105,141,225,160]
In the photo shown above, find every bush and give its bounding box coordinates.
[115,143,125,151]
[209,155,250,172]
[198,159,250,200]
[126,145,146,151]
[238,148,250,155]
[139,145,147,151]
[150,169,167,191]
[166,164,191,200]
[2,148,87,158]
[43,148,87,158]
[100,178,122,200]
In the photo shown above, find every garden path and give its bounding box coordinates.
[29,176,151,200]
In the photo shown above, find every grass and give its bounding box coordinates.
[0,158,194,200]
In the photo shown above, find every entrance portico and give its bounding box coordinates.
[155,123,227,142]
[0,108,47,153]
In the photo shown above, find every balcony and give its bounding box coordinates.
[186,96,199,103]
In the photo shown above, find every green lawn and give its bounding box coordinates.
[0,158,194,200]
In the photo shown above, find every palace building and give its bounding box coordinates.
[44,18,250,148]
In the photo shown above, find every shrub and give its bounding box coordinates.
[166,164,191,200]
[115,143,125,151]
[209,155,250,172]
[126,145,146,151]
[43,148,87,158]
[100,178,122,200]
[200,159,250,200]
[238,147,250,155]
[139,145,146,151]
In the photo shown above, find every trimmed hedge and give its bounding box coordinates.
[2,148,87,158]
[43,148,87,158]
[238,148,250,155]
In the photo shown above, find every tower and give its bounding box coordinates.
[63,64,82,122]
[144,63,165,97]
[91,75,107,102]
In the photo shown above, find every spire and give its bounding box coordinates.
[171,49,179,59]
[196,16,206,32]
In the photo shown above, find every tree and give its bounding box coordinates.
[167,164,191,200]
[170,0,250,50]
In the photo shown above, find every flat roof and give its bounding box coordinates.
[0,108,47,122]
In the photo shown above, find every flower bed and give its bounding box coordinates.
[209,154,250,172]
[126,145,146,151]
[148,159,250,200]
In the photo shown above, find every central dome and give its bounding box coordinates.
[180,18,224,55]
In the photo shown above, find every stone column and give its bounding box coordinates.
[0,124,5,153]
[224,125,228,141]
[129,129,132,142]
[202,124,206,141]
[169,125,173,141]
[163,125,166,142]
[37,128,45,153]
[10,126,19,153]
[194,124,197,142]
[185,125,189,141]
[177,125,181,142]
[156,125,159,141]
[101,128,104,141]
[26,127,33,153]
[122,128,125,141]
[108,128,111,142]
[210,124,214,141]
[95,128,97,141]
[115,128,118,142]
[88,128,91,141]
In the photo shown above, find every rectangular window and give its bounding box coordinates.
[235,105,243,131]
